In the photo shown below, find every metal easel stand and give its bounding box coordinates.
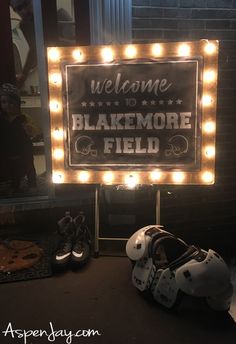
[156,188,161,225]
[94,185,100,258]
[93,185,161,257]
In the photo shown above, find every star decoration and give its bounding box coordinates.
[168,99,173,105]
[89,101,95,107]
[176,99,183,104]
[98,101,103,107]
[159,100,164,105]
[142,100,148,105]
[151,100,156,105]
[114,101,119,106]
[81,101,87,107]
[106,101,111,106]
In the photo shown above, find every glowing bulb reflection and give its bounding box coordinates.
[72,49,83,61]
[50,73,62,85]
[204,70,216,83]
[205,43,216,55]
[205,146,215,158]
[202,95,213,106]
[48,48,60,62]
[178,44,190,56]
[101,48,114,62]
[50,100,60,112]
[125,45,137,58]
[152,44,162,56]
[125,174,139,189]
[53,149,64,160]
[203,121,216,133]
[53,128,63,140]
[103,172,114,184]
[172,172,185,183]
[202,171,214,183]
[52,172,64,183]
[151,171,162,181]
[78,171,90,183]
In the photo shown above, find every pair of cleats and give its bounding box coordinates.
[53,211,92,270]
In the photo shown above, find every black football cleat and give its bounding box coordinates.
[52,212,74,270]
[71,212,92,268]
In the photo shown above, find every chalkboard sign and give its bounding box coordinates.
[63,59,201,171]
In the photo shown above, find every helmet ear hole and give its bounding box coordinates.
[151,237,188,267]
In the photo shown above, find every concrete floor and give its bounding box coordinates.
[0,256,236,344]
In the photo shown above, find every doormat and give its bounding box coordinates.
[0,235,53,284]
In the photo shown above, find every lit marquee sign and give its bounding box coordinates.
[48,40,218,185]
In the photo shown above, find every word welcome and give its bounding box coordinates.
[90,72,172,96]
[72,112,192,131]
[1,322,101,344]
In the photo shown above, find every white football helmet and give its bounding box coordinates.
[126,225,233,311]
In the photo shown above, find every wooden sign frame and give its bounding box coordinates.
[47,40,218,186]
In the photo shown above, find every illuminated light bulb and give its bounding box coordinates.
[152,43,162,56]
[53,148,64,160]
[52,172,64,183]
[204,43,216,55]
[72,49,83,61]
[50,72,62,85]
[50,100,60,112]
[202,95,213,106]
[203,70,216,83]
[53,128,63,140]
[205,146,215,158]
[78,171,90,183]
[125,174,139,189]
[172,172,185,183]
[150,170,162,181]
[202,171,214,184]
[125,45,137,59]
[103,172,114,184]
[101,47,114,62]
[48,48,60,62]
[203,121,216,134]
[178,44,191,56]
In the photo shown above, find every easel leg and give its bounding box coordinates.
[156,189,161,225]
[94,185,100,257]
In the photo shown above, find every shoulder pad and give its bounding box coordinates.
[175,249,232,297]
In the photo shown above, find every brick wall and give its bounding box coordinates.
[132,0,236,248]
[133,0,236,42]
